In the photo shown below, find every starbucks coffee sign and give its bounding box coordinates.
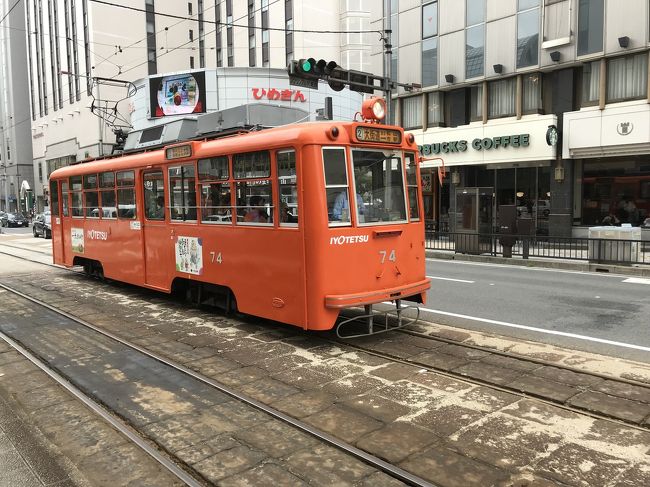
[419,134,530,155]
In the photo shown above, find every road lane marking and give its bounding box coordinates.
[417,306,650,353]
[622,277,650,285]
[427,276,475,284]
[426,258,632,279]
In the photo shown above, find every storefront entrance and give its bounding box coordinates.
[445,165,551,235]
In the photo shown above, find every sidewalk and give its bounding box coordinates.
[426,249,650,277]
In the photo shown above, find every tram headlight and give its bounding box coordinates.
[361,98,386,121]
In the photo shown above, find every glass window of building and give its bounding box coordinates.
[422,2,438,88]
[577,0,604,56]
[422,37,438,87]
[581,60,600,106]
[582,158,649,226]
[422,2,437,38]
[470,84,483,121]
[607,53,648,103]
[516,0,539,68]
[427,92,443,127]
[401,95,422,129]
[466,0,485,80]
[466,0,485,26]
[488,78,515,118]
[522,73,542,113]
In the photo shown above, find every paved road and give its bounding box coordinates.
[423,258,650,362]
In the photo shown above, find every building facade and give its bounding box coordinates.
[371,0,650,236]
[25,0,375,211]
[0,0,34,213]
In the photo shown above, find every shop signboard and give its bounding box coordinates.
[414,114,557,168]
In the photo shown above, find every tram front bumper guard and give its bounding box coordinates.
[335,300,421,339]
[324,279,430,309]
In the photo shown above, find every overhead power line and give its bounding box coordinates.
[89,0,382,35]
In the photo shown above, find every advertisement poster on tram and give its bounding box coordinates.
[175,236,203,275]
[71,228,84,254]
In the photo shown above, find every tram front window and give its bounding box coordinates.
[352,149,407,224]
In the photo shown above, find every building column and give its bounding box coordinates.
[548,159,573,237]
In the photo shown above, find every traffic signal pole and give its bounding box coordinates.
[383,0,392,123]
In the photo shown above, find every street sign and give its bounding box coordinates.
[289,75,318,90]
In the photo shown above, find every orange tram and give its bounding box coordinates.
[49,98,430,337]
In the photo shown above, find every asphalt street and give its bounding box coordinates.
[423,258,650,363]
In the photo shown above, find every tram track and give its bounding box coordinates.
[0,280,436,487]
[3,246,649,432]
[336,330,650,432]
[1,250,648,481]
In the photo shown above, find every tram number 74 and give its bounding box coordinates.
[210,252,223,264]
[379,250,396,263]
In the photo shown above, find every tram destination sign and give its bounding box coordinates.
[355,126,402,144]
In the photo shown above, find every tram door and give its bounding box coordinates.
[142,170,171,289]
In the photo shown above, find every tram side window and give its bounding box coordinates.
[234,151,273,225]
[405,153,420,221]
[201,182,232,224]
[323,147,350,225]
[116,170,136,219]
[277,150,298,226]
[84,174,99,217]
[352,149,407,224]
[169,165,197,221]
[99,172,116,219]
[198,156,231,224]
[198,156,229,180]
[50,180,59,216]
[70,176,83,217]
[61,181,69,217]
[144,171,165,220]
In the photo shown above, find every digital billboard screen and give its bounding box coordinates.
[149,71,206,118]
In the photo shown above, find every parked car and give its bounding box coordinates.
[5,212,29,227]
[0,211,7,227]
[33,212,51,239]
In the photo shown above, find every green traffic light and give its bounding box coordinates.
[301,60,312,72]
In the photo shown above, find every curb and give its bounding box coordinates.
[425,250,650,277]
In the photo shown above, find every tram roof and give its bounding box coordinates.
[50,120,406,179]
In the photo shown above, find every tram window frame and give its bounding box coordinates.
[99,172,116,219]
[405,153,421,222]
[323,147,351,227]
[70,176,83,217]
[350,148,408,226]
[83,174,99,218]
[116,170,137,220]
[200,181,232,225]
[277,149,298,227]
[169,164,197,222]
[198,156,229,180]
[144,171,166,221]
[234,151,274,226]
[61,181,69,217]
[50,180,59,216]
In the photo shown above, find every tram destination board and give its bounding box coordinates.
[289,75,318,89]
[355,126,402,144]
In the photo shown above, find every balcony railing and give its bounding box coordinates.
[425,229,650,265]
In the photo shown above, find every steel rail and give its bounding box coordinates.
[0,282,436,487]
[0,330,205,487]
[331,331,650,433]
